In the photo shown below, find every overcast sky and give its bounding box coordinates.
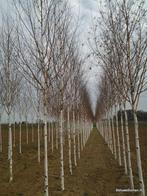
[0,0,147,114]
[70,0,147,112]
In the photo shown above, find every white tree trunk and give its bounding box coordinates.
[77,114,80,159]
[103,120,106,142]
[106,119,108,144]
[48,123,50,143]
[31,123,34,143]
[106,115,111,150]
[67,107,72,175]
[37,122,40,163]
[73,110,77,167]
[81,119,83,151]
[115,105,122,166]
[19,121,22,154]
[55,122,58,150]
[51,123,54,152]
[60,109,64,190]
[124,104,134,189]
[133,108,145,196]
[101,120,104,138]
[13,122,16,147]
[83,117,86,147]
[108,117,113,153]
[106,119,109,146]
[111,110,117,160]
[26,121,28,145]
[120,104,128,175]
[0,115,2,152]
[44,114,49,196]
[8,114,13,182]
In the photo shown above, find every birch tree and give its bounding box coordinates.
[0,16,21,182]
[92,0,147,194]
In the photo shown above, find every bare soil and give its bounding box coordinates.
[0,123,146,196]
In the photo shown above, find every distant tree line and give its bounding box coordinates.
[116,110,147,122]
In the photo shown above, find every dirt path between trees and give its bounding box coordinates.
[0,127,141,196]
[62,129,136,196]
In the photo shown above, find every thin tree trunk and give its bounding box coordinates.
[120,103,128,175]
[55,122,58,150]
[77,113,80,159]
[48,123,50,143]
[81,119,83,151]
[124,103,134,189]
[106,119,108,144]
[32,122,34,143]
[83,117,86,147]
[60,109,64,190]
[106,119,108,143]
[111,109,117,160]
[37,121,40,163]
[102,120,104,138]
[67,107,72,175]
[73,110,77,167]
[0,115,2,152]
[133,107,145,196]
[115,105,122,166]
[103,120,106,142]
[106,115,110,149]
[51,123,54,152]
[44,110,48,196]
[13,121,16,147]
[26,120,28,145]
[19,121,22,154]
[8,114,13,182]
[108,116,113,153]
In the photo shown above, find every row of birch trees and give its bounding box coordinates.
[92,0,147,195]
[0,0,94,195]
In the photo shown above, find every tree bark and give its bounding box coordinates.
[111,113,117,159]
[43,93,49,196]
[60,109,64,190]
[115,105,122,166]
[0,115,2,152]
[55,122,58,150]
[48,123,50,143]
[108,116,113,153]
[120,104,128,175]
[13,122,16,147]
[31,123,34,143]
[133,107,145,196]
[44,115,48,196]
[73,110,77,167]
[51,123,54,152]
[37,121,40,163]
[67,107,72,175]
[124,103,134,189]
[77,113,80,159]
[19,121,22,154]
[26,120,28,145]
[8,114,13,182]
[81,119,83,151]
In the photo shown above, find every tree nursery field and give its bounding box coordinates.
[0,0,146,196]
[0,122,146,196]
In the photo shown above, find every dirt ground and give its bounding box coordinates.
[0,123,146,196]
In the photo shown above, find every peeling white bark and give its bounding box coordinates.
[60,109,64,190]
[67,107,72,175]
[120,104,128,175]
[115,105,121,166]
[73,110,77,167]
[133,108,145,196]
[124,104,134,189]
[0,115,2,153]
